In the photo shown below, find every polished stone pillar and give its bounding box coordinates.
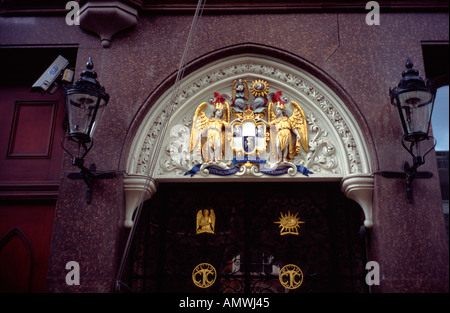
[47,172,125,292]
[368,172,449,292]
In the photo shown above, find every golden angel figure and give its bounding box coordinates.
[190,93,231,162]
[268,91,308,162]
[196,209,216,234]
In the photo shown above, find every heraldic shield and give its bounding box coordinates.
[232,112,267,158]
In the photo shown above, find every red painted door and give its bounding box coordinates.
[0,84,66,292]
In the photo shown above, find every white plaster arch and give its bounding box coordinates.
[123,54,374,228]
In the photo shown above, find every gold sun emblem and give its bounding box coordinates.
[274,211,305,236]
[250,79,270,98]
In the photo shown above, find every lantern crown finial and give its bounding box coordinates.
[80,57,98,83]
[405,57,413,69]
[402,57,419,79]
[86,57,94,70]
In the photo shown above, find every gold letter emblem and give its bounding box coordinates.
[279,264,303,289]
[192,263,216,288]
[196,209,215,234]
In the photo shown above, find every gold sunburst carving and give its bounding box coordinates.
[274,211,305,236]
[250,79,270,97]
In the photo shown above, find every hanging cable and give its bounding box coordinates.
[115,0,207,291]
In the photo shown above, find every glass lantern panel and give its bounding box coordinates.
[89,98,107,139]
[66,92,99,139]
[398,90,433,135]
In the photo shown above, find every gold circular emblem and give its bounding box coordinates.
[192,263,216,288]
[279,264,303,289]
[250,79,270,98]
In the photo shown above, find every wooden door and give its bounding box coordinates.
[0,47,75,292]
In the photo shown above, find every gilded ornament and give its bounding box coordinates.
[192,263,217,288]
[196,209,216,234]
[250,79,269,113]
[189,93,231,163]
[279,264,303,289]
[268,91,309,163]
[274,211,305,235]
[250,79,270,98]
[185,80,313,178]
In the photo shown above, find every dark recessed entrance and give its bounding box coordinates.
[124,181,368,293]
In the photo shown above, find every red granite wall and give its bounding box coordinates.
[1,10,447,292]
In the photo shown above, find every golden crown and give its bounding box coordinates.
[271,91,286,109]
[214,102,224,110]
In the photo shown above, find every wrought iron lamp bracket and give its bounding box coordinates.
[61,137,116,203]
[376,136,436,203]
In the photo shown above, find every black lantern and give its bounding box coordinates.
[62,57,115,203]
[379,58,437,203]
[65,57,110,144]
[390,58,435,148]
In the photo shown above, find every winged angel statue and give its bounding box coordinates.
[268,91,308,163]
[196,209,215,234]
[190,93,231,163]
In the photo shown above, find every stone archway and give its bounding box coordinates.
[122,45,375,229]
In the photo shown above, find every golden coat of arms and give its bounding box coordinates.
[185,79,313,177]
